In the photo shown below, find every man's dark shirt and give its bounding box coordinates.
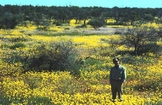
[110,65,126,84]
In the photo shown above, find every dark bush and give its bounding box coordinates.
[27,96,53,105]
[5,41,82,75]
[121,27,161,56]
[139,43,161,55]
[0,95,11,105]
[9,42,26,49]
[0,13,20,29]
[9,37,28,42]
[25,41,81,74]
[54,22,62,26]
[87,18,106,30]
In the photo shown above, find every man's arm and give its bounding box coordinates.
[122,67,126,83]
[109,68,112,84]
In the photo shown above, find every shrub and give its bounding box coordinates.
[9,42,26,49]
[87,18,106,30]
[27,96,53,105]
[121,27,161,56]
[9,37,28,42]
[54,22,62,26]
[0,13,19,29]
[27,41,80,73]
[5,41,82,75]
[0,95,10,105]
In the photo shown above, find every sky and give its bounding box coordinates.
[0,0,162,8]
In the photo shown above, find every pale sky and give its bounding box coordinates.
[0,0,161,8]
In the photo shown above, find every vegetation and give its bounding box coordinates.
[0,5,162,105]
[0,5,162,29]
[0,23,162,104]
[5,41,81,74]
[121,26,161,55]
[87,18,106,30]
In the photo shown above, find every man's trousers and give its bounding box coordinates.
[111,80,123,99]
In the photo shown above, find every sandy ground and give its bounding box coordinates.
[13,26,128,35]
[82,27,128,34]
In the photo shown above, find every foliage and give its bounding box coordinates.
[27,96,53,105]
[29,41,80,73]
[0,12,20,29]
[87,18,106,30]
[121,26,161,55]
[0,95,10,105]
[8,37,29,42]
[0,22,162,104]
[0,5,162,29]
[4,41,82,75]
[33,14,51,30]
[9,42,26,49]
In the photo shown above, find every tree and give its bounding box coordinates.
[121,26,161,55]
[0,12,20,29]
[143,14,154,22]
[90,6,104,19]
[55,6,71,23]
[33,13,51,30]
[69,6,81,24]
[87,18,106,30]
[79,7,91,26]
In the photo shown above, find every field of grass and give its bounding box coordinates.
[0,23,162,105]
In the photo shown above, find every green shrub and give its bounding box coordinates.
[87,18,106,30]
[27,96,53,105]
[5,41,82,75]
[0,44,9,48]
[54,22,62,26]
[27,41,80,73]
[0,95,11,105]
[9,37,28,42]
[9,42,26,49]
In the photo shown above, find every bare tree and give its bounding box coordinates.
[121,26,161,55]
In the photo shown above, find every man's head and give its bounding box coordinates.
[113,58,120,67]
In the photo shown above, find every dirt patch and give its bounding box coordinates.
[82,27,128,34]
[19,27,128,35]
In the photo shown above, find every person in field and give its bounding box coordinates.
[109,58,126,102]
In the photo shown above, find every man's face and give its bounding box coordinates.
[113,59,119,66]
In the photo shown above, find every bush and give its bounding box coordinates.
[0,13,19,29]
[9,42,26,49]
[121,27,161,56]
[139,43,161,55]
[5,41,82,75]
[0,95,10,105]
[27,96,53,105]
[9,37,28,42]
[87,18,106,30]
[28,41,80,73]
[54,22,62,26]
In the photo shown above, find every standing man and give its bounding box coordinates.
[109,58,126,102]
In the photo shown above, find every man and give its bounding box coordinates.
[109,58,126,102]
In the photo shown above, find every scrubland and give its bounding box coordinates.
[0,21,162,105]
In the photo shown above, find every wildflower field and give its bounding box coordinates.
[0,22,162,105]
